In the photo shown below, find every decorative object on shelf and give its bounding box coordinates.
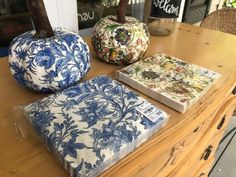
[92,0,150,65]
[24,75,168,177]
[116,53,221,113]
[8,0,90,93]
[145,0,182,36]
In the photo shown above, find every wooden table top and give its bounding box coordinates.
[1,23,236,177]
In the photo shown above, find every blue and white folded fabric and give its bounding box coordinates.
[24,75,168,177]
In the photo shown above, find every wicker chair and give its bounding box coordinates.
[200,8,236,35]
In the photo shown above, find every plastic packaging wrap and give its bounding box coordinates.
[14,75,169,177]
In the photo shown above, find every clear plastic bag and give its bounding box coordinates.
[12,75,169,177]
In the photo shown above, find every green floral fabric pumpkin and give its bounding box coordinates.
[92,15,150,65]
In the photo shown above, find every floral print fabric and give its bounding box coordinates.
[116,53,221,113]
[24,75,168,177]
[9,28,90,93]
[92,15,150,65]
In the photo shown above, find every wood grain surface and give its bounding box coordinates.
[0,23,236,177]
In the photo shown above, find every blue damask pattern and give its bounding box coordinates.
[24,76,168,177]
[9,28,90,93]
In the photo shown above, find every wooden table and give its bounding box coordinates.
[0,23,236,177]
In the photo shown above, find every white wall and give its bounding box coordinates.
[209,0,224,13]
[177,0,186,22]
[44,0,59,27]
[43,0,79,33]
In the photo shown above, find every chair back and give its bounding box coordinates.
[200,8,236,35]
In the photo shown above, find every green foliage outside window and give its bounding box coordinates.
[223,0,236,8]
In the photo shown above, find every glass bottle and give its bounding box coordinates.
[148,17,176,36]
[131,0,145,21]
[145,0,182,36]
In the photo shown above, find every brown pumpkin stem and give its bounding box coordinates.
[27,0,54,38]
[117,0,129,23]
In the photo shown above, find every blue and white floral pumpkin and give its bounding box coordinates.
[9,28,90,93]
[92,15,150,65]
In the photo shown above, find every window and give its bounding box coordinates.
[0,0,32,47]
[77,0,145,35]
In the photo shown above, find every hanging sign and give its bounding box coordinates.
[151,0,182,18]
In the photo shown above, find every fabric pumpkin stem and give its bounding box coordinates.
[28,0,54,38]
[117,0,129,23]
